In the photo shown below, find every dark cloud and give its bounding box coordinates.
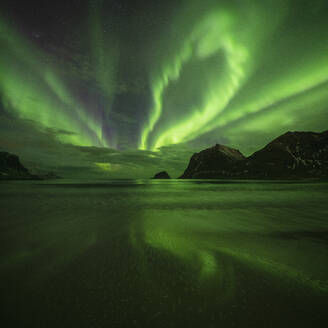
[0,109,192,178]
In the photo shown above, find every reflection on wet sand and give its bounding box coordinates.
[1,180,328,327]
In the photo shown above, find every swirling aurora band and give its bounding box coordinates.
[140,0,328,150]
[1,0,328,153]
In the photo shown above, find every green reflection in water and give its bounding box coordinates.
[131,207,328,294]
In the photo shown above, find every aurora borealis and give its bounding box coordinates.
[1,0,328,177]
[1,2,328,325]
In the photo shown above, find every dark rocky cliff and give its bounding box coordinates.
[179,144,245,178]
[0,151,38,179]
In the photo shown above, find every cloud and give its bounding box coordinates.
[0,109,194,178]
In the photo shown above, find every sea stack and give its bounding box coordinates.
[152,171,171,179]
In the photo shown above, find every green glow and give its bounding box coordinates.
[95,162,121,171]
[138,2,275,149]
[141,213,223,281]
[1,0,328,158]
[135,208,328,292]
[226,81,328,138]
[206,56,328,136]
[140,0,328,151]
[89,0,117,100]
[153,32,248,149]
[139,43,192,149]
[0,15,114,147]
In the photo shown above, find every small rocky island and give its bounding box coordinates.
[152,171,171,179]
[179,130,328,179]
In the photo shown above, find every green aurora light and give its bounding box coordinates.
[140,0,328,150]
[131,205,328,293]
[0,9,115,148]
[0,0,328,166]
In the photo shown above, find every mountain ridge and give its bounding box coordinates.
[179,130,328,179]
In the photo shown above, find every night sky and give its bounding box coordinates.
[1,0,328,178]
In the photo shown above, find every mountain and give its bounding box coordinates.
[179,144,245,178]
[0,151,39,180]
[240,131,328,178]
[152,171,171,179]
[179,131,328,179]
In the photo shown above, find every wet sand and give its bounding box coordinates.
[1,180,328,327]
